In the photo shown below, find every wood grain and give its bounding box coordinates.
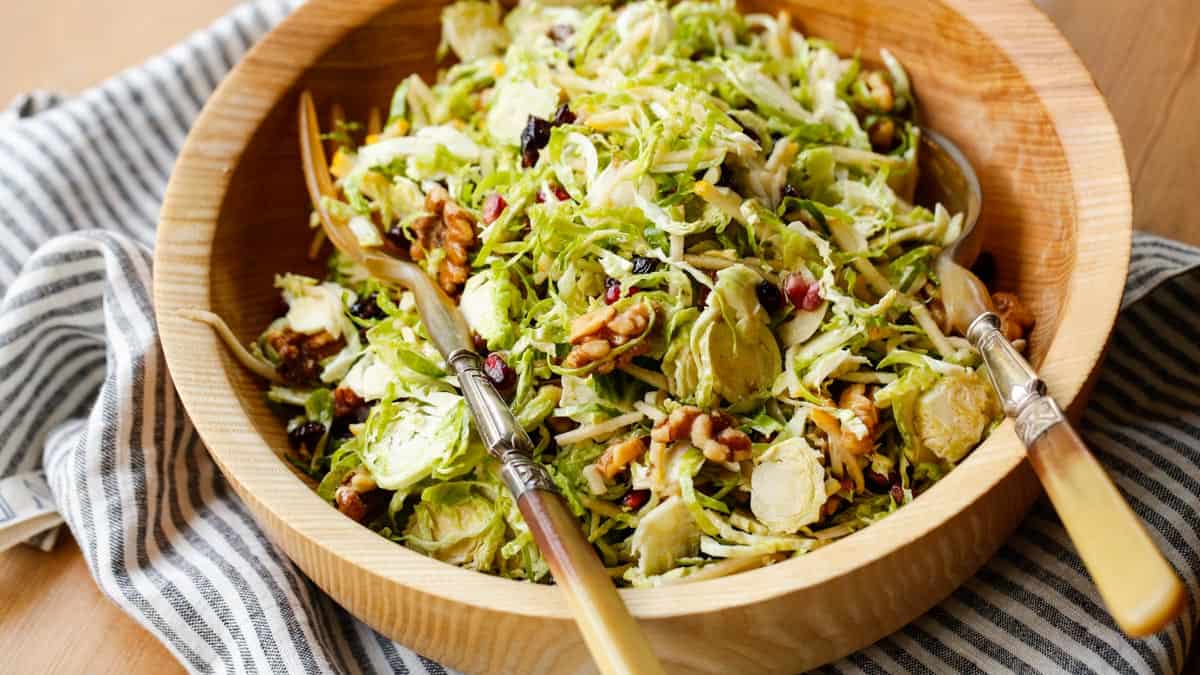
[8,0,1200,673]
[0,537,182,674]
[0,1,240,104]
[150,1,1128,673]
[1036,0,1200,247]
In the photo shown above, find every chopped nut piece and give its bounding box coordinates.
[809,386,880,462]
[653,406,702,443]
[690,413,715,451]
[563,301,657,372]
[570,306,617,344]
[868,117,896,152]
[266,328,346,384]
[334,386,366,419]
[651,405,752,465]
[596,437,648,479]
[334,467,376,523]
[334,487,367,522]
[717,427,753,461]
[992,291,1035,342]
[563,339,611,369]
[838,384,879,456]
[407,185,477,295]
[607,303,651,337]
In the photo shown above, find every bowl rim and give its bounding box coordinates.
[154,0,1131,622]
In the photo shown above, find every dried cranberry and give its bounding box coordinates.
[784,274,822,311]
[622,489,650,510]
[550,184,571,202]
[349,292,384,320]
[482,193,507,225]
[604,279,622,305]
[552,103,577,126]
[782,183,800,199]
[755,280,783,313]
[484,353,517,391]
[385,224,408,248]
[631,255,657,275]
[547,23,575,47]
[890,484,906,504]
[626,286,640,297]
[288,421,325,452]
[520,115,552,168]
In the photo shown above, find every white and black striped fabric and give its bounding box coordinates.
[0,2,1197,673]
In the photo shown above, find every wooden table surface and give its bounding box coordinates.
[0,2,1196,673]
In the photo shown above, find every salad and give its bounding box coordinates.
[238,0,1037,587]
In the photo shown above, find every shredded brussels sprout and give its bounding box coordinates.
[254,0,1014,585]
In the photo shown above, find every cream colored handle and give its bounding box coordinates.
[1026,422,1186,637]
[518,490,666,675]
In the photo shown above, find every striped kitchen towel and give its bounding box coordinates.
[0,1,1197,673]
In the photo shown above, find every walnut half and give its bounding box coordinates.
[409,184,477,295]
[650,405,752,464]
[810,384,880,458]
[563,302,655,373]
[334,466,378,523]
[991,291,1035,342]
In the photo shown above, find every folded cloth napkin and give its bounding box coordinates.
[0,2,1197,673]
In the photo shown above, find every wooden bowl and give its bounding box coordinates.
[154,1,1131,672]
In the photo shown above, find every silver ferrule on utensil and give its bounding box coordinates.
[966,312,1066,446]
[447,349,557,499]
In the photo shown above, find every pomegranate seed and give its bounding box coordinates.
[483,353,516,391]
[802,282,823,311]
[783,273,807,307]
[604,279,622,304]
[535,191,546,204]
[626,286,639,297]
[552,184,571,201]
[784,273,822,311]
[482,193,507,224]
[622,489,650,510]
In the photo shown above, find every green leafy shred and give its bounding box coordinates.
[251,0,1011,586]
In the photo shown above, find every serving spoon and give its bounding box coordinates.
[298,92,665,675]
[919,128,1186,637]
